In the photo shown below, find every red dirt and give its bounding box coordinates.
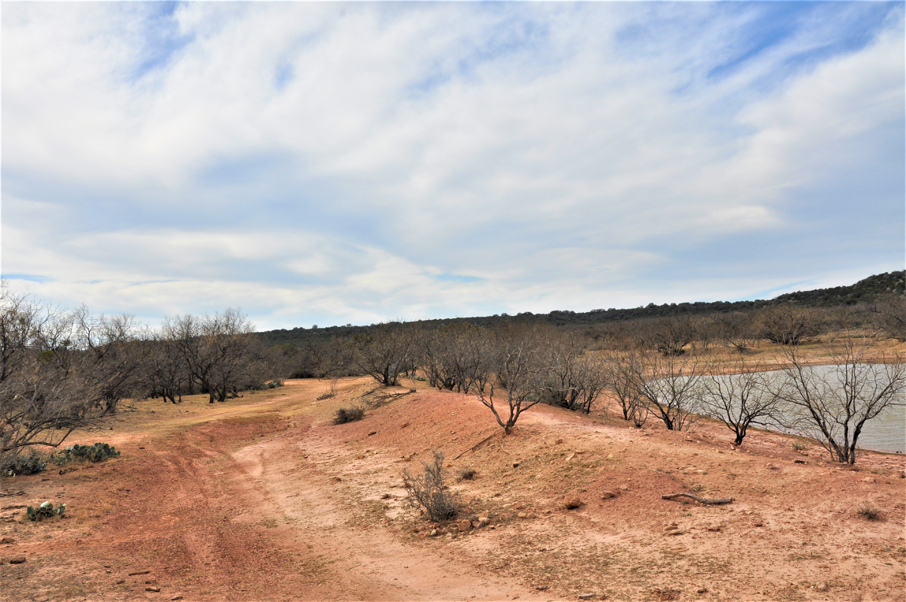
[1,378,904,601]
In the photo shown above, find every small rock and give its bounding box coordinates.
[578,593,596,600]
[116,580,126,585]
[478,516,490,525]
[816,582,829,592]
[367,431,377,436]
[512,461,521,468]
[535,585,549,591]
[458,519,472,532]
[794,460,806,464]
[706,526,721,532]
[0,537,15,544]
[146,586,160,592]
[517,512,528,519]
[430,529,438,537]
[9,556,26,564]
[171,596,184,601]
[356,454,365,460]
[380,493,392,500]
[400,422,410,429]
[697,587,708,594]
[600,491,616,499]
[563,495,583,510]
[618,485,628,491]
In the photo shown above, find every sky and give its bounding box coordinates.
[1,1,904,332]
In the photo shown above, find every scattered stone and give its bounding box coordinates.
[535,585,549,591]
[331,477,342,483]
[430,529,438,537]
[116,580,126,585]
[400,422,410,429]
[128,570,151,576]
[458,519,472,532]
[171,596,184,601]
[706,526,721,532]
[563,495,583,510]
[816,582,829,592]
[794,460,806,464]
[697,587,708,594]
[618,485,629,491]
[0,537,15,544]
[478,516,490,525]
[356,454,365,460]
[367,431,377,436]
[600,491,617,499]
[380,493,392,500]
[146,586,160,592]
[517,512,528,519]
[578,593,596,599]
[9,556,26,564]
[512,461,521,468]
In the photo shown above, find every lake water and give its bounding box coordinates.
[703,365,906,455]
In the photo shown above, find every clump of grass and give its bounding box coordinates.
[791,440,809,453]
[333,405,365,425]
[857,506,882,521]
[403,450,460,522]
[456,467,478,481]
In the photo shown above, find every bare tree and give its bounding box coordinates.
[715,312,758,354]
[870,294,906,342]
[538,329,606,413]
[776,338,905,464]
[0,292,108,463]
[164,309,258,403]
[700,359,783,445]
[474,326,544,435]
[353,322,413,386]
[418,323,491,393]
[73,309,146,414]
[627,351,705,431]
[759,305,821,346]
[606,351,648,427]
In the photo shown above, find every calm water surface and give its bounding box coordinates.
[707,365,905,454]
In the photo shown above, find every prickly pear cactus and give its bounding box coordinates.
[51,442,121,465]
[26,501,66,521]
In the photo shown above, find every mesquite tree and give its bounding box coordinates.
[777,339,905,464]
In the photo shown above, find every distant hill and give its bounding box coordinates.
[257,270,904,348]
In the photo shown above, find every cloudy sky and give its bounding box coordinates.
[2,2,903,331]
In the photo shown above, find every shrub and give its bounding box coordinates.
[27,501,65,521]
[403,451,460,522]
[456,467,477,481]
[857,506,882,521]
[2,452,47,477]
[791,440,808,453]
[333,405,365,425]
[50,442,121,465]
[265,379,283,389]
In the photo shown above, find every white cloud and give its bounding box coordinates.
[2,3,902,328]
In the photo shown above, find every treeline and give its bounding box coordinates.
[259,270,904,348]
[1,292,286,467]
[279,297,906,380]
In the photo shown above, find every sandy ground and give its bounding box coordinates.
[1,377,904,602]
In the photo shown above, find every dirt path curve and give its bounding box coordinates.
[229,417,547,601]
